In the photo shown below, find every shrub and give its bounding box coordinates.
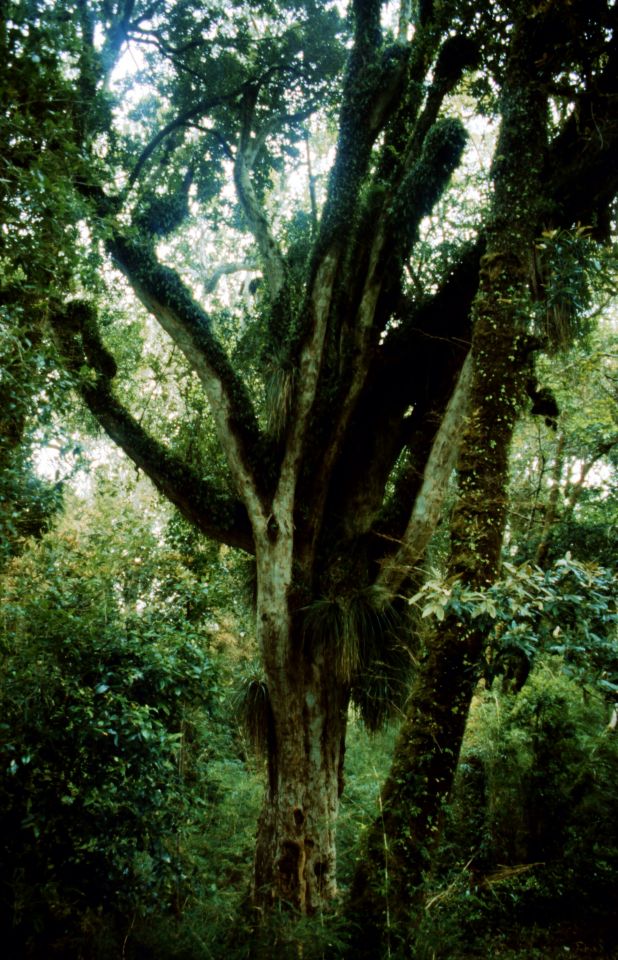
[0,528,221,957]
[419,666,618,957]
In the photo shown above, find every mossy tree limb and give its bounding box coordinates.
[50,300,253,552]
[347,13,552,953]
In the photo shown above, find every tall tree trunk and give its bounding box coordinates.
[252,651,348,915]
[347,19,548,954]
[347,257,532,957]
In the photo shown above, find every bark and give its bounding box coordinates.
[376,350,474,595]
[347,17,548,954]
[251,541,349,915]
[252,652,348,915]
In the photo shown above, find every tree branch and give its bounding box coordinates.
[51,301,253,552]
[376,351,474,594]
[108,234,270,521]
[544,31,618,234]
[101,0,136,71]
[128,92,244,185]
[84,380,254,552]
[398,0,413,41]
[320,244,479,554]
[202,260,258,295]
[233,89,287,301]
[564,434,618,515]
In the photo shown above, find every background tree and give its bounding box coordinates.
[0,0,85,562]
[2,0,618,932]
[508,315,618,568]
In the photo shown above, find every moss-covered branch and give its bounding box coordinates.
[233,88,288,302]
[108,234,272,513]
[312,2,409,257]
[51,300,253,552]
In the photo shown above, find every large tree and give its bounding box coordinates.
[3,0,617,926]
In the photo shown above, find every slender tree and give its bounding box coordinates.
[3,0,617,922]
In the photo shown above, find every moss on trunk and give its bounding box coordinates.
[252,543,349,916]
[346,20,550,954]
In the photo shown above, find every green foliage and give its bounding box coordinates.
[410,555,617,697]
[121,0,347,218]
[234,669,274,758]
[0,457,63,566]
[300,589,412,730]
[508,314,618,569]
[0,1,97,566]
[0,326,68,568]
[416,667,618,958]
[0,494,226,956]
[337,720,397,889]
[2,0,617,950]
[532,227,614,351]
[130,753,262,960]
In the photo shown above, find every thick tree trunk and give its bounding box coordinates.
[252,661,348,914]
[346,267,530,956]
[348,617,485,955]
[251,543,348,916]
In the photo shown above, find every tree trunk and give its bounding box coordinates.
[251,543,348,915]
[348,617,485,955]
[252,660,348,915]
[535,432,566,567]
[347,21,548,952]
[346,266,530,955]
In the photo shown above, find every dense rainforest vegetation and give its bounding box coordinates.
[1,0,617,956]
